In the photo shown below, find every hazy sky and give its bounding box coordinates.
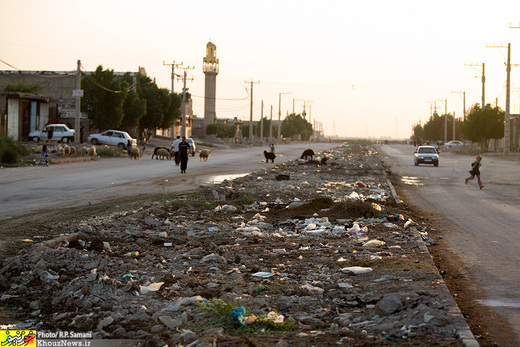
[2,0,520,139]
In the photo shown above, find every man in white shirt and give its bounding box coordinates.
[171,136,182,166]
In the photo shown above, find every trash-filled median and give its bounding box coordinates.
[0,144,474,346]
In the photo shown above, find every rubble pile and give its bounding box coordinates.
[0,144,469,346]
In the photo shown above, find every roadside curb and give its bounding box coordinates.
[385,177,479,346]
[411,228,479,347]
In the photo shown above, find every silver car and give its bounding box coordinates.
[414,145,439,167]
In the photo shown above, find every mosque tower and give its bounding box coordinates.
[203,41,219,128]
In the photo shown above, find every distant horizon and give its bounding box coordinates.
[2,1,520,140]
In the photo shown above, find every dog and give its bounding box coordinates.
[301,149,315,160]
[264,150,276,163]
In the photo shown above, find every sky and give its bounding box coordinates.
[2,0,520,139]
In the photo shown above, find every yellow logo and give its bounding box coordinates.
[0,330,36,346]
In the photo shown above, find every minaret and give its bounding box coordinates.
[203,41,219,128]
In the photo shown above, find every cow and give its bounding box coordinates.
[264,150,276,163]
[301,149,315,160]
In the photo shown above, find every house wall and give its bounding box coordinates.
[7,98,19,140]
[40,102,49,128]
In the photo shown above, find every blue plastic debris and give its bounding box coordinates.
[230,306,246,326]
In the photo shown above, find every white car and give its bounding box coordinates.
[29,124,75,143]
[445,140,463,149]
[88,130,137,150]
[414,145,439,167]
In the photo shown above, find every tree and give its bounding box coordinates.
[421,113,444,142]
[121,90,146,132]
[281,113,313,141]
[256,117,274,138]
[162,93,182,130]
[241,123,258,138]
[206,123,237,138]
[464,104,504,151]
[81,66,126,130]
[135,74,172,137]
[412,123,423,144]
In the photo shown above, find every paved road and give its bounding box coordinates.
[379,144,520,345]
[0,143,335,221]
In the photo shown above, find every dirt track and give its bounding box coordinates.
[0,143,476,346]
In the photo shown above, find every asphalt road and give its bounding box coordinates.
[0,143,335,221]
[379,144,520,345]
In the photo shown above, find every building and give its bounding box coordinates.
[203,41,219,130]
[0,92,52,141]
[0,70,88,141]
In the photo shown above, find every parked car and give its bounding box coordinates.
[88,130,137,150]
[29,124,75,143]
[185,138,196,156]
[445,140,463,149]
[414,145,439,167]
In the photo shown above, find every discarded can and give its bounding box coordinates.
[125,251,139,257]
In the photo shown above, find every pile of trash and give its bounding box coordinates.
[0,144,471,346]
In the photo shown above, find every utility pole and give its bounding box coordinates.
[279,92,291,140]
[302,100,313,119]
[269,105,273,142]
[260,100,264,143]
[465,62,485,110]
[292,98,302,115]
[245,80,260,144]
[179,66,195,138]
[488,43,512,153]
[444,99,448,143]
[74,59,82,144]
[510,24,520,152]
[426,101,435,117]
[452,111,456,141]
[451,90,466,141]
[506,43,511,154]
[163,61,183,94]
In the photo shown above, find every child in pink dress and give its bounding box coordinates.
[465,155,483,190]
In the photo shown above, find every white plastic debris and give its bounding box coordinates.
[341,266,373,275]
[362,239,386,248]
[302,283,325,294]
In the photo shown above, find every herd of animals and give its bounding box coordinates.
[38,144,326,165]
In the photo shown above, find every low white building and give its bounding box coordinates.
[0,92,52,141]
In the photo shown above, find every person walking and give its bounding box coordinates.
[465,154,484,190]
[41,145,49,167]
[171,136,181,166]
[178,136,192,173]
[126,140,133,159]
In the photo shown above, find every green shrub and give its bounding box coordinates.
[0,146,20,164]
[0,133,29,164]
[191,299,296,334]
[96,146,123,157]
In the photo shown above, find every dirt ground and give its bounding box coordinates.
[0,144,498,346]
